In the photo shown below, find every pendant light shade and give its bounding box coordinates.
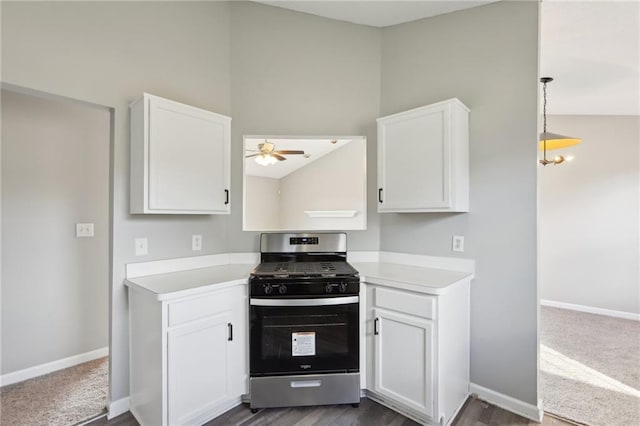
[538,132,582,151]
[539,77,581,166]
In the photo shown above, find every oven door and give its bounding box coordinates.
[250,296,359,376]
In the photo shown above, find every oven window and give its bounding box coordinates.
[250,302,359,375]
[262,313,348,359]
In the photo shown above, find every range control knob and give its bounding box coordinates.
[279,285,287,294]
[264,284,273,295]
[339,282,348,293]
[325,283,333,294]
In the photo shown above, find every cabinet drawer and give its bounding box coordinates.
[168,288,235,327]
[374,287,436,319]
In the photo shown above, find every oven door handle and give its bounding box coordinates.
[250,296,359,307]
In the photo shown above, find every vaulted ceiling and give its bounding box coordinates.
[254,1,639,115]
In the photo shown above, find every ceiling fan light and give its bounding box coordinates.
[255,154,267,166]
[255,154,277,166]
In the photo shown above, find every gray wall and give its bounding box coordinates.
[1,1,232,401]
[1,89,109,374]
[541,115,640,314]
[1,0,381,401]
[244,175,280,230]
[379,2,540,405]
[1,0,542,407]
[280,141,366,230]
[227,1,381,252]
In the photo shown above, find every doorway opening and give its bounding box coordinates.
[0,85,114,425]
[538,3,640,424]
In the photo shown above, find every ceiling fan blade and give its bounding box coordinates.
[245,153,260,158]
[274,150,305,155]
[272,153,287,161]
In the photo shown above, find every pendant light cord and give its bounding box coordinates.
[542,79,548,160]
[543,81,547,134]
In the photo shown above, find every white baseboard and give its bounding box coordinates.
[541,299,640,321]
[108,397,130,419]
[446,393,471,425]
[364,390,428,425]
[469,383,543,423]
[0,347,108,387]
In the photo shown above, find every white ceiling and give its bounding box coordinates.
[541,0,639,115]
[244,137,354,179]
[255,0,639,116]
[255,1,498,27]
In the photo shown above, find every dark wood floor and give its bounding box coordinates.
[452,398,574,426]
[90,397,575,425]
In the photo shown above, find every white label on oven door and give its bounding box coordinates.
[292,332,316,356]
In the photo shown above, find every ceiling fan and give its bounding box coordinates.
[245,141,305,166]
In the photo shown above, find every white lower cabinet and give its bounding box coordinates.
[129,284,247,426]
[365,282,470,425]
[373,308,435,418]
[167,312,233,425]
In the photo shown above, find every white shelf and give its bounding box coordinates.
[304,210,358,218]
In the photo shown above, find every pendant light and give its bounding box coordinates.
[539,77,581,166]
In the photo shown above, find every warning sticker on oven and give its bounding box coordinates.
[292,332,316,356]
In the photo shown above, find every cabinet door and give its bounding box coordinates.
[147,95,230,213]
[230,286,249,396]
[167,312,234,425]
[378,102,451,212]
[373,308,434,417]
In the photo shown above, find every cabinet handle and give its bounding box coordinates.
[374,318,379,335]
[378,188,383,203]
[228,323,233,341]
[224,189,230,205]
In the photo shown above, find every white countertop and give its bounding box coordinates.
[125,263,256,301]
[124,256,473,301]
[352,262,473,295]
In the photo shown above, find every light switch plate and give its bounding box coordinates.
[452,235,464,252]
[76,223,94,237]
[135,238,148,256]
[192,234,202,251]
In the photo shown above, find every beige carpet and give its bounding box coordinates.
[541,306,640,426]
[0,356,108,426]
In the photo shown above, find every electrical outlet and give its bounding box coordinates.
[192,234,202,251]
[135,238,148,256]
[452,235,464,252]
[76,223,94,237]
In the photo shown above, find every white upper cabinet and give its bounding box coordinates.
[377,98,469,213]
[130,93,231,214]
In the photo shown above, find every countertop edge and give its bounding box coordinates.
[126,277,249,302]
[359,273,473,295]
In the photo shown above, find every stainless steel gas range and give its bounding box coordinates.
[249,233,361,411]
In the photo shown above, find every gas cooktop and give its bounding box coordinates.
[251,261,358,278]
